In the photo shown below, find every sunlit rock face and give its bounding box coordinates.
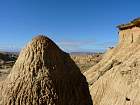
[84,19,140,105]
[119,27,140,45]
[0,35,93,105]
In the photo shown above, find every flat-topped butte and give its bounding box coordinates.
[117,17,140,30]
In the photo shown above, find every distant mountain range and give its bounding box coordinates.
[70,52,103,55]
[0,51,103,56]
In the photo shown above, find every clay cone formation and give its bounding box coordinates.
[84,18,140,105]
[0,35,92,105]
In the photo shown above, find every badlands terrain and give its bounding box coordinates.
[84,18,140,105]
[0,52,18,81]
[0,52,102,81]
[0,36,93,105]
[0,18,140,105]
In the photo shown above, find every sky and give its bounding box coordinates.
[0,0,140,52]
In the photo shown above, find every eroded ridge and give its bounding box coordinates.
[0,35,92,105]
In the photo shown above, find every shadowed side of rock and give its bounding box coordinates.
[0,35,93,105]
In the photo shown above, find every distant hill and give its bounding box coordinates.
[70,52,103,55]
[0,51,18,62]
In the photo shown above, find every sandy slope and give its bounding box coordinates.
[84,25,140,105]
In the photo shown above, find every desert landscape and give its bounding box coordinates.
[0,52,18,81]
[0,51,102,82]
[84,18,140,105]
[0,36,94,105]
[0,18,140,105]
[0,0,140,105]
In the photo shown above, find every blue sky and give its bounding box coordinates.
[0,0,140,52]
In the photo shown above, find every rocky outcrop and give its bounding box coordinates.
[119,27,140,45]
[84,18,140,105]
[0,35,92,105]
[71,54,103,73]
